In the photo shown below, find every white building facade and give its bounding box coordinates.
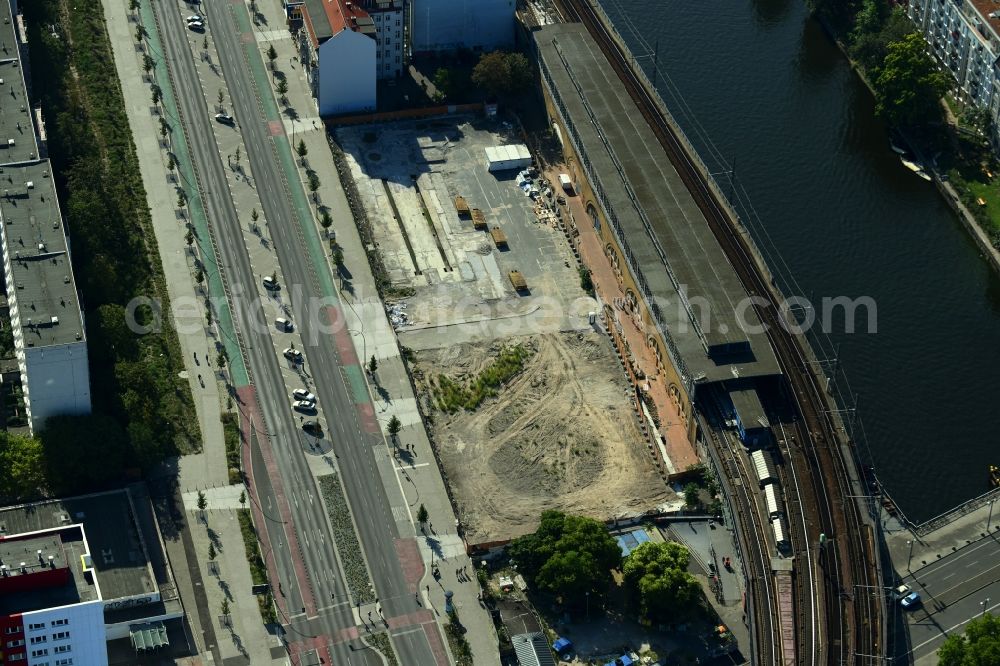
[21,601,109,666]
[909,0,1000,143]
[410,0,515,55]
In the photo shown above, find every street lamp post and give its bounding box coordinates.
[988,499,996,532]
[982,597,991,617]
[907,539,914,570]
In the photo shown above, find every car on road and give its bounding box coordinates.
[283,348,303,363]
[302,420,322,436]
[900,591,921,609]
[293,389,315,403]
[293,400,317,414]
[893,584,911,600]
[275,317,294,332]
[262,275,279,291]
[187,20,204,31]
[185,15,203,23]
[214,113,234,125]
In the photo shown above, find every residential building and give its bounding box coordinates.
[0,0,91,433]
[410,0,515,56]
[908,0,1000,143]
[286,0,403,116]
[0,489,183,664]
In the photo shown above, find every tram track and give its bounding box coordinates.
[550,0,883,662]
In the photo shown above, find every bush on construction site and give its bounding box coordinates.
[622,541,701,622]
[22,0,198,489]
[507,510,622,610]
[430,345,532,412]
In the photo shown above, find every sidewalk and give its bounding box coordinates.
[103,0,282,662]
[886,497,1000,576]
[551,172,698,474]
[246,0,501,661]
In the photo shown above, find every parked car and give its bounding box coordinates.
[293,400,317,414]
[283,348,303,363]
[275,317,293,332]
[262,275,279,291]
[185,15,203,23]
[900,592,921,609]
[302,420,322,436]
[293,389,315,403]
[214,113,234,125]
[893,584,911,600]
[187,20,204,31]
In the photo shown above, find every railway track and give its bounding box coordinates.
[550,0,883,662]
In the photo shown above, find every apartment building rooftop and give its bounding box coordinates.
[302,0,376,46]
[0,160,85,347]
[0,490,157,602]
[0,526,99,615]
[0,0,85,350]
[969,0,1000,41]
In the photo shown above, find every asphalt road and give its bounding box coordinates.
[901,536,1000,661]
[155,2,439,664]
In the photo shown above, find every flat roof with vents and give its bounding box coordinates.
[0,0,38,166]
[0,161,85,347]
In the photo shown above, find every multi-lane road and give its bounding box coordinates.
[151,1,441,663]
[901,537,1000,662]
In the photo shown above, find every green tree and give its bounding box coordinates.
[850,0,888,42]
[507,510,621,608]
[873,32,949,127]
[433,68,454,99]
[142,53,155,75]
[849,8,914,74]
[387,415,401,440]
[135,24,147,43]
[151,83,162,106]
[239,490,247,507]
[683,482,701,509]
[129,0,140,13]
[296,139,308,165]
[208,542,216,561]
[938,613,1000,666]
[308,170,321,199]
[368,354,378,375]
[0,431,45,501]
[472,51,532,98]
[221,598,230,617]
[276,78,289,104]
[579,267,594,295]
[197,490,207,512]
[333,246,345,271]
[320,209,333,230]
[622,541,700,621]
[962,105,994,137]
[417,503,429,529]
[267,44,278,70]
[38,414,128,495]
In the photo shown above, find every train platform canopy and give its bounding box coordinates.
[729,388,769,432]
[535,24,780,385]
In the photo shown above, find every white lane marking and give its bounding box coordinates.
[909,598,1000,653]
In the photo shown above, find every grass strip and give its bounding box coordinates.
[365,631,399,666]
[317,474,375,603]
[237,509,277,624]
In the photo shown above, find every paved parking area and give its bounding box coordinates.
[337,117,590,350]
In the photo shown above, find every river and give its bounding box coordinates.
[598,0,1000,522]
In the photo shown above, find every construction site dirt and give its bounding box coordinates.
[412,332,677,544]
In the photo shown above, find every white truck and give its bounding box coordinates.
[559,173,574,194]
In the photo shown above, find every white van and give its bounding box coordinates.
[275,317,293,332]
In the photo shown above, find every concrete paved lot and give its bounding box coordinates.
[337,117,590,350]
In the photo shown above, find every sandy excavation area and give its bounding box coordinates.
[414,332,674,543]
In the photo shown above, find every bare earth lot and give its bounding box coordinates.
[415,332,674,543]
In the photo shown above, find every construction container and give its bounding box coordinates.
[454,195,470,217]
[485,144,532,172]
[471,208,487,230]
[489,226,508,248]
[508,270,527,291]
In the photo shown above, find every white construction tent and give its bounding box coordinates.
[485,144,532,172]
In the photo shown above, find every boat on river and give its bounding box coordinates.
[900,156,933,182]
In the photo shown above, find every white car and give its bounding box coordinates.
[293,389,315,403]
[262,275,279,291]
[187,20,204,31]
[283,348,303,363]
[214,113,234,125]
[186,15,203,23]
[293,400,317,414]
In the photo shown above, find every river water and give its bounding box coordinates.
[598,0,1000,522]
